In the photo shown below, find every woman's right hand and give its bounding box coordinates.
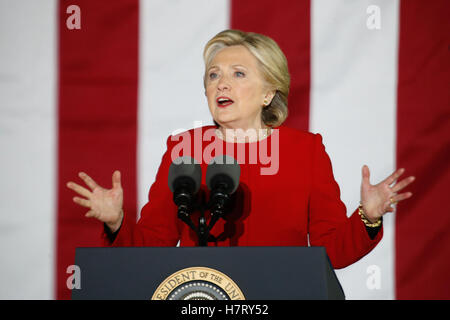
[66,170,124,233]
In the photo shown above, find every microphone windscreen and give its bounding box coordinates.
[206,155,240,194]
[168,156,202,193]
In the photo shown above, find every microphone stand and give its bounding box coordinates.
[175,184,231,247]
[207,182,229,232]
[197,191,209,247]
[176,190,210,247]
[177,204,198,236]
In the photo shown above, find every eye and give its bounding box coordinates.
[235,71,245,77]
[208,72,218,80]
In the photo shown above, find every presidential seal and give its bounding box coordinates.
[151,267,245,300]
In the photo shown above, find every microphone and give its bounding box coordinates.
[205,155,240,230]
[168,156,201,232]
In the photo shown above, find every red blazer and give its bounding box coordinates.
[103,125,382,269]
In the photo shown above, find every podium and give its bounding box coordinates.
[72,246,345,300]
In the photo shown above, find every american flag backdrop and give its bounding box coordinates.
[0,0,448,300]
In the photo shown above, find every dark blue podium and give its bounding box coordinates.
[72,246,345,300]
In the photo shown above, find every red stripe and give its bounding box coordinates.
[56,0,139,299]
[396,0,450,299]
[230,0,311,131]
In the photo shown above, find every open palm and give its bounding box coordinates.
[360,166,415,223]
[67,171,124,232]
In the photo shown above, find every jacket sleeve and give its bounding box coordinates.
[308,133,383,269]
[102,135,181,247]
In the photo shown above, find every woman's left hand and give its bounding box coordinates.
[360,165,415,223]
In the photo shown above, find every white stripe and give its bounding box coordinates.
[0,0,57,299]
[138,0,229,215]
[310,0,399,299]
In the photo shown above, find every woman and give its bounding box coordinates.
[66,30,415,269]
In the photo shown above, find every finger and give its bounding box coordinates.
[78,172,99,190]
[391,192,413,203]
[384,168,405,186]
[391,176,415,193]
[85,210,96,218]
[112,170,122,189]
[66,181,92,199]
[73,196,91,208]
[362,165,370,185]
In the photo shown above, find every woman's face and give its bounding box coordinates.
[205,45,274,130]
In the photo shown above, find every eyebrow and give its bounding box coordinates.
[208,64,248,71]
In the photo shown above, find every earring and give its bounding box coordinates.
[263,99,269,106]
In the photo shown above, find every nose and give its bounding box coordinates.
[217,75,231,91]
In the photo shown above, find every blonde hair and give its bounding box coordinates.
[203,29,290,127]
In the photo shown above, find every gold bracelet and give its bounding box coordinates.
[358,204,382,228]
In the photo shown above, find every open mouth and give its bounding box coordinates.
[216,97,234,107]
